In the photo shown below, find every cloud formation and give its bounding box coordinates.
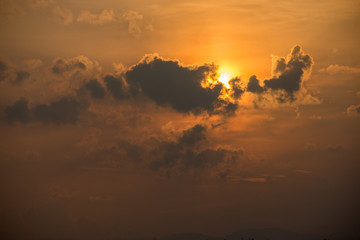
[83,79,106,99]
[77,9,115,24]
[246,45,313,100]
[2,45,316,126]
[4,97,88,125]
[52,57,87,74]
[104,75,128,100]
[149,124,243,174]
[125,55,235,115]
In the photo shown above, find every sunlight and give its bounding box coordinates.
[218,72,231,88]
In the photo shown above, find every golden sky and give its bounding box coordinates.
[0,0,360,239]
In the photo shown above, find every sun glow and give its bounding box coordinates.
[218,72,231,88]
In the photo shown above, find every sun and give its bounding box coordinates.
[218,72,231,88]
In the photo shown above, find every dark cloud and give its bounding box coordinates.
[15,71,30,84]
[52,58,87,74]
[32,97,87,125]
[263,45,312,95]
[104,75,128,100]
[247,75,264,93]
[0,60,7,81]
[4,97,87,125]
[149,124,242,172]
[178,124,207,146]
[125,56,233,115]
[4,98,31,124]
[229,77,245,99]
[246,46,313,100]
[83,79,106,99]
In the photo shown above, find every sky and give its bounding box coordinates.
[0,0,360,239]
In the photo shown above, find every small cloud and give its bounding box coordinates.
[319,64,360,75]
[122,10,153,37]
[4,97,88,125]
[77,9,115,24]
[52,6,73,25]
[346,104,360,117]
[327,145,344,152]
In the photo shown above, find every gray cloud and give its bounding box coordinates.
[229,77,245,100]
[83,79,105,99]
[4,98,31,124]
[246,45,313,100]
[52,58,86,75]
[32,97,87,125]
[247,75,264,93]
[4,97,88,125]
[125,55,235,115]
[104,75,128,100]
[149,124,242,173]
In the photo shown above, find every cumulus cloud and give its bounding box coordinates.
[4,97,88,125]
[83,79,106,99]
[2,46,317,127]
[319,64,360,74]
[104,75,129,100]
[125,55,235,115]
[149,124,243,174]
[246,45,313,100]
[346,104,360,116]
[247,75,264,93]
[77,9,115,24]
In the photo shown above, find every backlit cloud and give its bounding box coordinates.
[246,45,313,101]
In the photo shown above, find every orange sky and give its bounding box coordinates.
[0,0,360,239]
